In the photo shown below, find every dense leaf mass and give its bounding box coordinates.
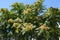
[0,0,60,40]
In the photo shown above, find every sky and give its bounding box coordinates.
[0,0,60,9]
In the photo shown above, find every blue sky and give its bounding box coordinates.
[0,0,60,9]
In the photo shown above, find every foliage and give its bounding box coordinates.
[0,0,60,40]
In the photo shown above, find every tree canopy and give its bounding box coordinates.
[0,0,60,40]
